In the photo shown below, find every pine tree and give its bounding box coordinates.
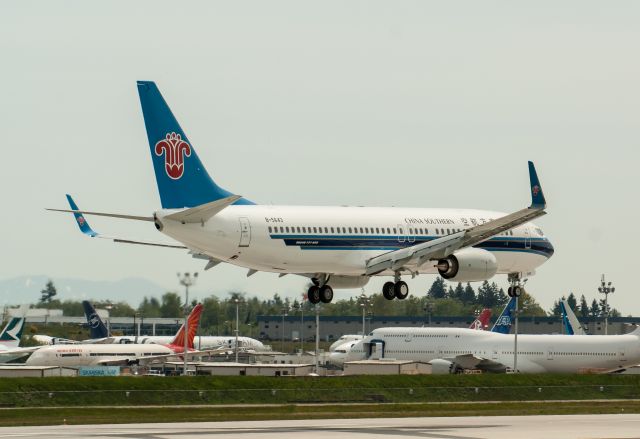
[462,283,476,304]
[477,281,502,307]
[550,296,565,316]
[567,292,577,311]
[427,278,447,299]
[39,280,57,304]
[579,295,590,318]
[452,283,465,301]
[590,299,600,317]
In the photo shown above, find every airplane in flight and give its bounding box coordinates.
[48,82,554,304]
[25,304,205,367]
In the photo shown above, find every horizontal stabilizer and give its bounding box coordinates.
[46,208,153,222]
[164,194,241,224]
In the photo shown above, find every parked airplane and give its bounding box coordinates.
[329,307,492,365]
[0,318,40,363]
[49,82,554,304]
[561,299,587,335]
[345,324,640,373]
[491,297,517,334]
[25,304,205,366]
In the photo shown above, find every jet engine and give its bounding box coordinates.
[429,359,458,374]
[436,248,498,282]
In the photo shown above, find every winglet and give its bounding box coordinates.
[66,195,99,237]
[528,161,546,209]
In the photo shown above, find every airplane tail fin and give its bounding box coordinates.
[469,309,492,330]
[136,81,254,209]
[169,303,203,351]
[491,297,516,334]
[0,318,25,348]
[82,301,110,339]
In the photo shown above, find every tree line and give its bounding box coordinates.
[33,278,616,336]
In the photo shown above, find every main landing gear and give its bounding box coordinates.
[507,273,526,297]
[382,273,409,300]
[308,284,333,305]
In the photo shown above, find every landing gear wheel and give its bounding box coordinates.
[319,285,334,303]
[308,285,320,304]
[507,286,523,297]
[382,282,396,300]
[394,281,409,300]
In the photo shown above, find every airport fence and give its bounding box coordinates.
[0,384,639,407]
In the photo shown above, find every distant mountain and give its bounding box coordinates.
[0,275,173,306]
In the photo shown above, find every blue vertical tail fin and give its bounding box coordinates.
[136,81,254,209]
[491,297,516,334]
[82,301,110,339]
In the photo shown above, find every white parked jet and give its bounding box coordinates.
[26,304,204,367]
[49,82,554,304]
[345,326,640,373]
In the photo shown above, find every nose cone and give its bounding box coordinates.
[546,239,555,259]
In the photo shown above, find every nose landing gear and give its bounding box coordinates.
[507,273,527,297]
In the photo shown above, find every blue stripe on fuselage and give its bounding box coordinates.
[268,234,554,258]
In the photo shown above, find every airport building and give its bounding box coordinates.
[257,314,640,341]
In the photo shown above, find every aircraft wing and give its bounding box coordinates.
[365,161,547,275]
[95,348,231,366]
[447,353,507,372]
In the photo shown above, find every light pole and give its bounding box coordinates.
[294,299,305,353]
[423,300,433,326]
[178,272,198,376]
[233,298,241,363]
[104,302,113,337]
[314,304,320,374]
[598,274,615,335]
[358,292,370,336]
[281,305,289,353]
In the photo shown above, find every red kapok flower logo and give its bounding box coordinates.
[77,216,85,226]
[154,132,192,180]
[532,185,540,196]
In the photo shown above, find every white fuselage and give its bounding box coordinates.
[156,205,553,279]
[25,344,175,367]
[345,327,640,373]
[108,335,266,351]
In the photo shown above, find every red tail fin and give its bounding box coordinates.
[169,303,203,351]
[469,309,492,330]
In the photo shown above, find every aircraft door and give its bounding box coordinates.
[524,228,531,249]
[367,340,385,359]
[397,224,405,244]
[547,346,554,361]
[618,348,627,363]
[407,225,415,243]
[239,217,251,247]
[491,347,498,360]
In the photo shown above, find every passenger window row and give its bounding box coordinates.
[267,225,514,237]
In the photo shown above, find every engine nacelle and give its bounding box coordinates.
[436,248,498,282]
[429,359,457,374]
[327,275,370,289]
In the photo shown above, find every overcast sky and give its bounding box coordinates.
[1,1,639,313]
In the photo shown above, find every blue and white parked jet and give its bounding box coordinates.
[49,82,554,304]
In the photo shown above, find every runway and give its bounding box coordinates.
[0,414,638,439]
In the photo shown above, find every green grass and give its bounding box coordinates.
[0,374,639,407]
[0,400,639,427]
